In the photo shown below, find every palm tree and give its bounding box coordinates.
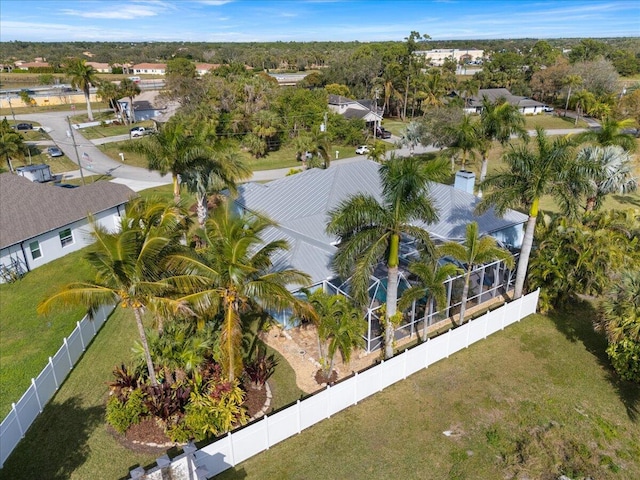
[181,146,251,229]
[597,270,640,382]
[305,290,365,380]
[438,222,514,325]
[96,81,122,119]
[37,198,191,386]
[0,119,25,172]
[577,145,638,212]
[562,74,583,117]
[458,78,479,109]
[327,156,450,359]
[572,89,596,125]
[477,96,527,182]
[65,58,98,121]
[445,114,481,172]
[478,127,592,299]
[169,200,312,381]
[127,118,210,203]
[119,78,141,124]
[398,254,461,341]
[400,121,426,156]
[575,117,638,153]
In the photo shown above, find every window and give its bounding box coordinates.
[29,241,42,259]
[59,228,73,247]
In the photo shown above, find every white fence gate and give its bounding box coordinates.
[0,304,114,467]
[136,290,540,480]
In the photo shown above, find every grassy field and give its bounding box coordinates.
[0,258,302,480]
[0,250,93,418]
[216,304,640,480]
[80,120,154,140]
[0,102,109,117]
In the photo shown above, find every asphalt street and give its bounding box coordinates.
[14,108,592,190]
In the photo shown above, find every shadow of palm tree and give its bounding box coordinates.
[611,194,640,208]
[548,300,639,422]
[1,397,104,479]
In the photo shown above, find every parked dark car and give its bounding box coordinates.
[15,123,33,131]
[47,146,63,157]
[375,127,392,139]
[55,183,78,189]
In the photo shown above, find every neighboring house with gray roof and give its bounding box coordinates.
[0,174,135,282]
[233,160,527,287]
[328,95,383,129]
[462,88,546,115]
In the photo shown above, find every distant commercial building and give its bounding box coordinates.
[415,49,484,66]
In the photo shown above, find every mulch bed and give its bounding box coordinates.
[314,369,338,385]
[109,384,269,454]
[243,383,268,418]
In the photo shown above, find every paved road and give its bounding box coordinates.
[15,110,171,188]
[15,109,596,190]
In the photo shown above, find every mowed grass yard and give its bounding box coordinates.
[216,305,640,480]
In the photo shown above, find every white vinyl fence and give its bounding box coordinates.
[0,304,114,467]
[135,290,540,480]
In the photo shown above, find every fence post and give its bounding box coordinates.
[378,360,384,391]
[354,372,358,405]
[91,314,97,335]
[64,338,73,370]
[264,414,270,450]
[500,305,506,330]
[11,403,24,438]
[326,385,331,418]
[49,357,59,389]
[296,400,301,434]
[227,431,235,466]
[403,349,408,379]
[517,294,523,323]
[424,336,430,367]
[446,329,451,357]
[31,379,42,412]
[77,321,85,351]
[466,319,471,348]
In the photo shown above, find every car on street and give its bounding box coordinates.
[542,105,554,113]
[375,127,392,139]
[47,146,63,157]
[355,145,370,155]
[130,126,148,137]
[15,123,33,131]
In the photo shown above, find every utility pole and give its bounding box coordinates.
[66,116,86,185]
[7,96,16,123]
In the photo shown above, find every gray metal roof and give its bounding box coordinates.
[467,88,545,109]
[235,160,527,285]
[0,173,135,248]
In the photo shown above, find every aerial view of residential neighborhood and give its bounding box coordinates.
[1,0,639,478]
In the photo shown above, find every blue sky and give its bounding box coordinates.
[0,0,638,42]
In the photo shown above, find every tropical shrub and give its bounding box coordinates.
[106,389,148,434]
[244,344,278,388]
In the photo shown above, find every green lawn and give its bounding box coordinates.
[0,102,109,117]
[0,250,94,418]
[217,304,640,480]
[80,120,154,140]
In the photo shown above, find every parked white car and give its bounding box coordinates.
[355,145,370,155]
[130,126,148,137]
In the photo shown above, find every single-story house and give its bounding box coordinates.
[117,90,173,122]
[86,62,112,73]
[131,63,167,75]
[233,160,527,287]
[328,95,383,130]
[195,63,219,76]
[0,174,135,282]
[14,61,50,70]
[462,88,546,115]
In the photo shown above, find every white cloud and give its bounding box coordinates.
[60,3,166,20]
[196,0,234,5]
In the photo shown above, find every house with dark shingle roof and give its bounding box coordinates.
[0,174,135,281]
[328,95,383,130]
[461,88,546,115]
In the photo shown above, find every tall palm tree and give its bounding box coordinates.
[571,89,596,125]
[305,290,365,380]
[575,117,638,153]
[127,118,210,203]
[478,127,593,299]
[65,58,98,121]
[327,156,450,359]
[577,145,638,212]
[119,78,141,124]
[477,96,527,182]
[445,114,481,172]
[37,198,191,386]
[96,81,122,118]
[169,200,312,381]
[398,254,461,341]
[0,119,25,172]
[438,222,514,325]
[181,146,251,229]
[562,74,583,117]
